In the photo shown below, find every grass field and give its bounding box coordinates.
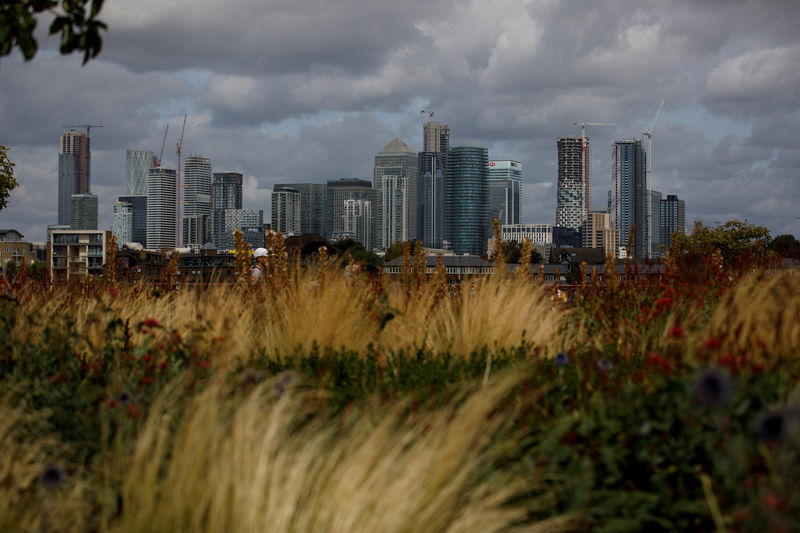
[1,248,799,532]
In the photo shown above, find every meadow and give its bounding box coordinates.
[1,240,799,532]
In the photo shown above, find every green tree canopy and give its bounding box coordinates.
[0,146,19,212]
[671,219,771,267]
[768,234,800,259]
[1,0,107,64]
[490,240,544,264]
[334,238,382,271]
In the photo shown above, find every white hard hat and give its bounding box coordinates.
[253,248,268,258]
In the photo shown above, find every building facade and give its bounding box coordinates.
[182,155,212,247]
[446,146,489,256]
[112,201,133,245]
[650,190,663,258]
[373,138,418,250]
[271,186,302,236]
[582,211,616,259]
[274,182,327,237]
[326,178,376,248]
[611,139,648,258]
[49,229,109,280]
[146,167,177,250]
[0,230,35,271]
[341,198,373,250]
[660,194,686,251]
[488,160,522,227]
[70,193,98,230]
[221,209,264,250]
[126,149,154,196]
[556,137,589,230]
[58,129,90,226]
[418,121,450,249]
[211,172,243,249]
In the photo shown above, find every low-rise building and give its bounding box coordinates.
[49,229,111,281]
[0,229,36,271]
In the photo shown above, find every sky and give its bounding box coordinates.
[1,0,799,243]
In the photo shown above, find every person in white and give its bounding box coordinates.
[252,247,268,281]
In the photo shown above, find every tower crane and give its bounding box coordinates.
[154,124,169,167]
[175,114,187,248]
[642,98,666,257]
[569,122,614,221]
[62,124,104,136]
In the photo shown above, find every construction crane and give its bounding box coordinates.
[569,122,614,222]
[175,114,187,248]
[154,124,169,167]
[62,124,104,136]
[642,98,666,258]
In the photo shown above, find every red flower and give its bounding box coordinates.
[197,359,212,369]
[669,325,684,338]
[718,354,738,374]
[143,318,160,328]
[142,355,153,364]
[127,404,142,419]
[646,352,673,374]
[704,337,722,350]
[105,398,117,408]
[140,375,155,385]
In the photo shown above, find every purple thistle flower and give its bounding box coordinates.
[118,391,132,405]
[38,463,65,489]
[755,407,800,442]
[691,368,733,407]
[554,352,569,366]
[596,358,613,372]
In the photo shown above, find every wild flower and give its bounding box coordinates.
[118,391,132,405]
[691,368,733,407]
[596,358,613,372]
[704,337,722,350]
[754,407,800,442]
[241,367,260,386]
[143,318,160,328]
[646,352,673,374]
[669,325,685,338]
[38,463,65,489]
[272,370,296,397]
[554,352,569,366]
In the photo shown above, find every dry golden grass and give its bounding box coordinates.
[106,373,582,533]
[701,272,800,363]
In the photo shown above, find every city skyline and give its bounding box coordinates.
[1,0,798,243]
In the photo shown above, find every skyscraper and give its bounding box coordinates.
[582,211,616,259]
[126,149,154,196]
[182,155,212,247]
[373,138,418,250]
[274,183,327,237]
[211,172,243,248]
[118,195,147,247]
[70,193,98,230]
[418,121,450,249]
[58,129,90,226]
[650,190,663,258]
[611,139,647,258]
[112,201,133,245]
[342,198,373,250]
[660,194,685,251]
[221,209,264,250]
[446,146,489,256]
[326,178,376,248]
[271,186,302,236]
[146,167,177,250]
[488,160,522,228]
[556,137,589,230]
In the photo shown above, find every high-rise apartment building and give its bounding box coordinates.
[611,139,648,258]
[220,209,264,250]
[418,121,450,250]
[660,194,685,251]
[118,195,147,247]
[271,186,302,236]
[650,190,662,258]
[582,211,616,259]
[146,167,177,250]
[374,138,418,250]
[488,160,522,228]
[126,149,154,196]
[70,193,98,230]
[112,201,133,245]
[556,137,589,231]
[181,155,212,247]
[211,172,243,248]
[58,129,90,226]
[446,147,489,256]
[274,183,327,237]
[342,199,373,250]
[326,178,376,248]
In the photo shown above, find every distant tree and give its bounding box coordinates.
[671,219,771,271]
[0,146,18,213]
[490,240,543,264]
[0,0,107,64]
[383,241,405,263]
[334,238,382,271]
[768,234,800,259]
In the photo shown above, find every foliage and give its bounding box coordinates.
[671,219,772,271]
[334,237,382,270]
[0,0,107,64]
[491,239,544,264]
[0,145,19,212]
[768,234,800,259]
[383,240,406,263]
